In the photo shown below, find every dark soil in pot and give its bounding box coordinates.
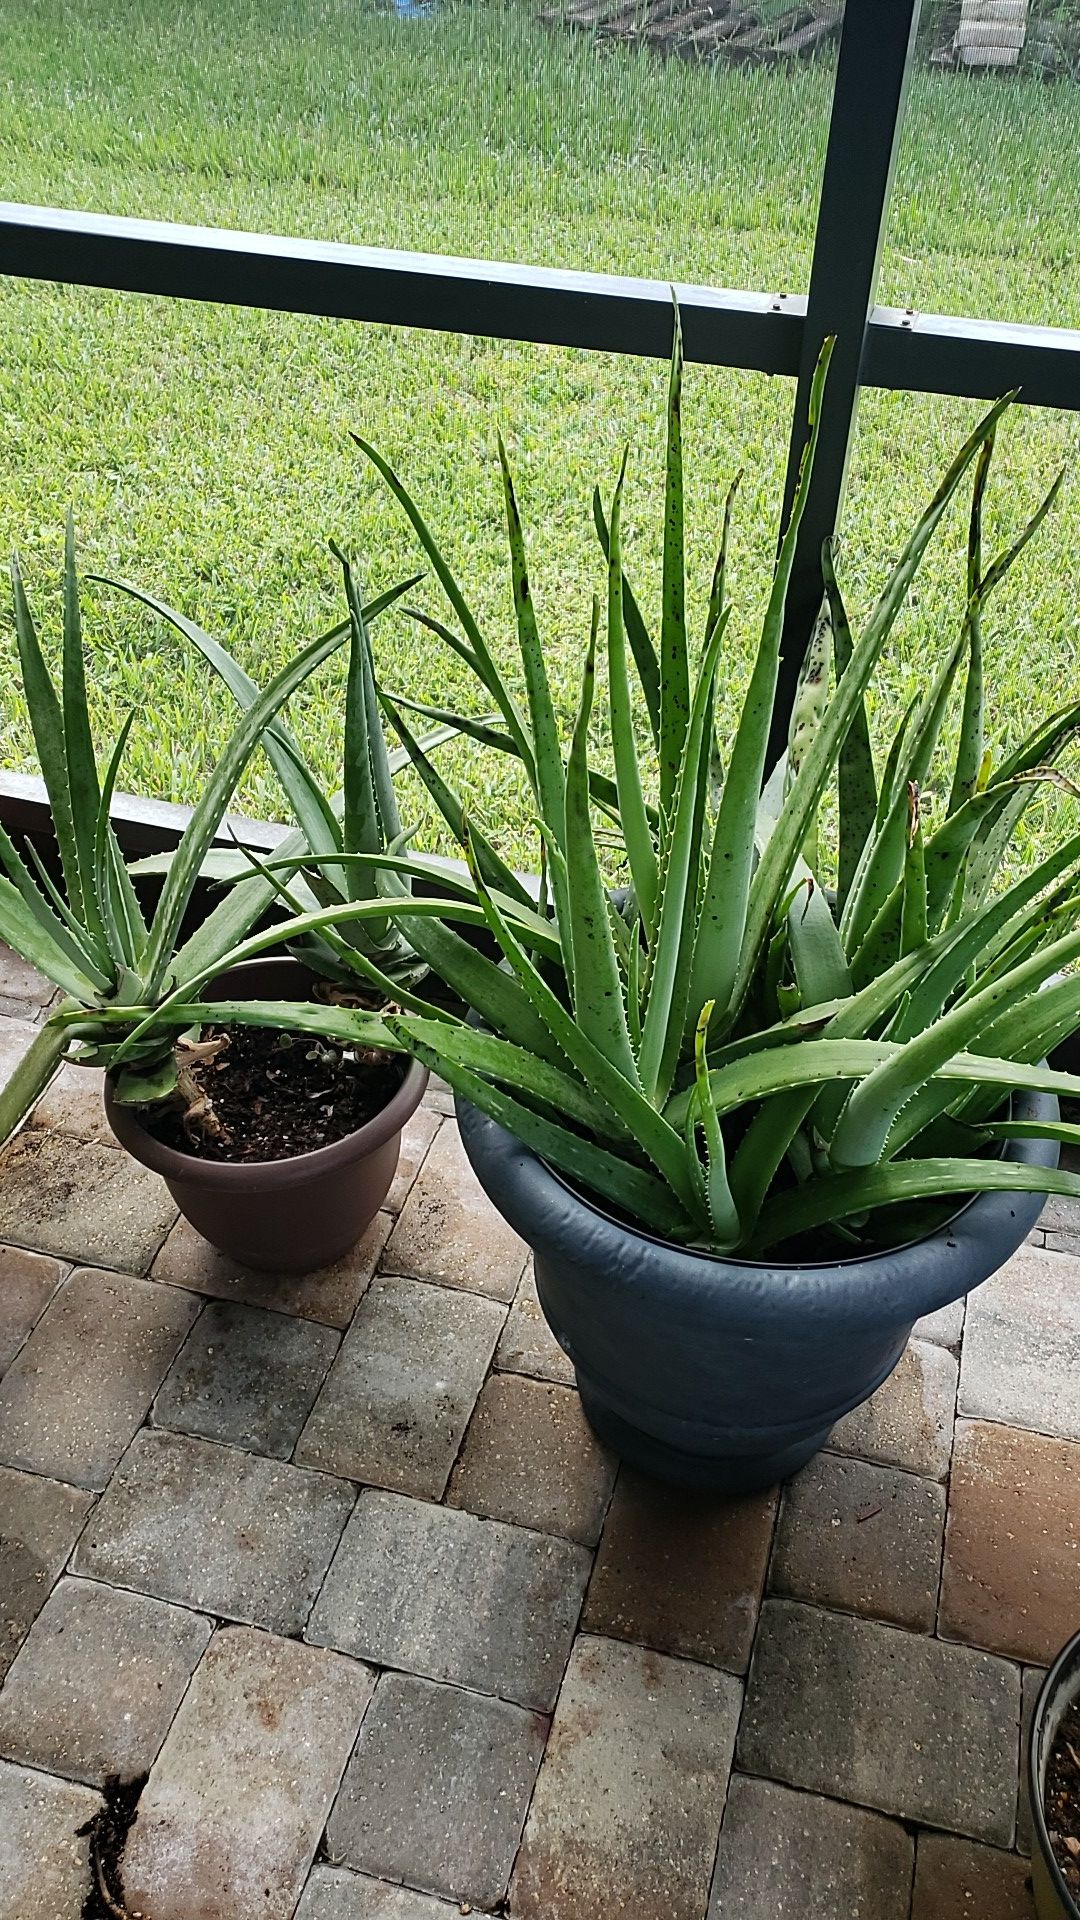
[105,958,427,1273]
[145,1023,405,1162]
[1046,1702,1080,1907]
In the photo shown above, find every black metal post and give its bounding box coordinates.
[767,0,922,770]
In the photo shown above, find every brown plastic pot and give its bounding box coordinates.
[104,958,427,1271]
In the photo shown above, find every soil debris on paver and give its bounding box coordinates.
[78,1771,146,1920]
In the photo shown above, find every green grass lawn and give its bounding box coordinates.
[1,0,1079,865]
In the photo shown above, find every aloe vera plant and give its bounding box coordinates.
[0,524,397,1143]
[310,313,1080,1258]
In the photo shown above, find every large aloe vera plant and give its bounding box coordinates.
[0,526,405,1143]
[316,315,1080,1257]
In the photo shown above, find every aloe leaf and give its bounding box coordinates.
[666,1036,889,1132]
[890,959,1080,1154]
[690,1003,740,1245]
[895,828,1080,1044]
[701,474,741,809]
[658,299,690,820]
[382,689,515,757]
[900,785,927,956]
[749,1155,1080,1253]
[332,544,404,884]
[850,784,1014,989]
[212,839,451,1020]
[390,1018,692,1240]
[391,1015,634,1143]
[328,550,402,956]
[401,606,538,786]
[974,1118,1080,1148]
[97,568,422,841]
[231,846,557,959]
[463,839,698,1208]
[335,549,385,872]
[626,915,644,1049]
[978,971,1080,1070]
[786,602,831,786]
[843,625,967,960]
[964,701,1080,909]
[824,545,876,913]
[0,875,103,1002]
[749,1152,1080,1259]
[980,464,1065,603]
[692,336,835,1035]
[0,824,110,989]
[99,996,402,1053]
[706,471,741,647]
[19,835,114,984]
[742,390,1015,1023]
[142,618,351,994]
[668,1035,1080,1137]
[947,437,993,815]
[130,848,257,882]
[929,769,1067,928]
[831,916,1080,1170]
[93,713,138,969]
[942,460,1065,851]
[98,574,352,888]
[997,695,1080,785]
[564,601,640,1087]
[107,894,508,1063]
[379,694,534,911]
[606,453,659,937]
[353,432,534,764]
[498,433,568,848]
[210,844,554,959]
[59,514,108,949]
[110,1052,180,1104]
[592,487,661,746]
[10,554,88,934]
[976,878,1080,986]
[384,679,631,824]
[785,601,831,871]
[724,912,987,1232]
[0,1016,69,1145]
[788,867,852,1009]
[639,609,730,1100]
[105,833,149,971]
[168,840,303,987]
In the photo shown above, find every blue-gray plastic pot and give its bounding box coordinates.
[457,1085,1059,1490]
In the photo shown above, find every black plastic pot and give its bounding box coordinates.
[457,1085,1059,1491]
[106,959,427,1272]
[1029,1630,1080,1920]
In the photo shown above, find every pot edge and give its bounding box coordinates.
[1028,1629,1080,1920]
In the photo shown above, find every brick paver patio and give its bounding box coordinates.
[1,949,1078,1919]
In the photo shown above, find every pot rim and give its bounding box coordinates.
[103,953,428,1189]
[107,1053,428,1188]
[539,1155,989,1273]
[459,1084,1057,1273]
[1027,1628,1080,1920]
[455,1083,1059,1327]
